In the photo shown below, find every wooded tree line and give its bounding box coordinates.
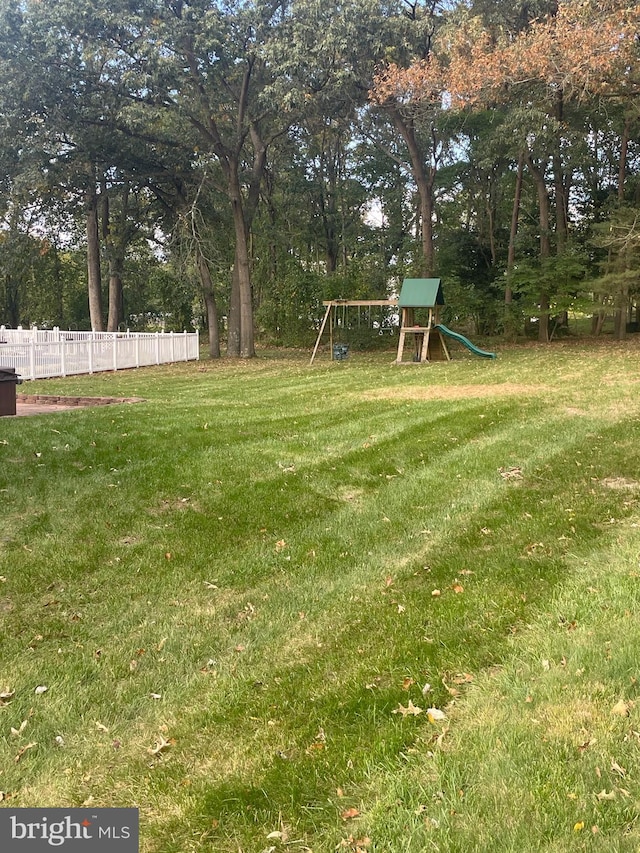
[0,0,638,354]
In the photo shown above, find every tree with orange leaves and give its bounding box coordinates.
[371,55,448,277]
[372,0,640,340]
[446,0,640,339]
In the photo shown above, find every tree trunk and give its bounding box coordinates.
[524,152,551,342]
[105,183,130,332]
[618,117,631,201]
[227,260,241,357]
[51,241,64,328]
[196,247,220,358]
[235,212,255,359]
[223,124,265,359]
[504,152,525,339]
[389,107,436,276]
[107,262,124,332]
[224,162,254,358]
[591,304,607,335]
[86,176,103,332]
[321,141,339,273]
[553,150,568,254]
[553,93,568,253]
[4,274,19,327]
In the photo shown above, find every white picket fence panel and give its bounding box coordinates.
[0,326,199,380]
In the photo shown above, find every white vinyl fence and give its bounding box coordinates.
[0,326,199,380]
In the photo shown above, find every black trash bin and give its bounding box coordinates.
[0,366,22,416]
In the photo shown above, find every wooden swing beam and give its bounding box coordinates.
[310,299,398,364]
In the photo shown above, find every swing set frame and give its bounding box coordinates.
[310,299,398,364]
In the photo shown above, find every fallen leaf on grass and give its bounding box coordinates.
[452,672,474,684]
[340,808,360,821]
[34,685,48,695]
[442,680,459,697]
[14,743,37,763]
[611,699,631,717]
[95,722,109,732]
[148,735,174,756]
[337,834,371,851]
[452,584,464,594]
[10,720,28,737]
[393,701,423,717]
[611,761,627,777]
[499,466,523,480]
[427,707,447,723]
[596,789,616,801]
[573,821,585,832]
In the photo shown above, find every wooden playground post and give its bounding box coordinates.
[395,278,450,364]
[310,300,398,364]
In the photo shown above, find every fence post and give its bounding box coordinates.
[155,332,160,365]
[135,333,140,368]
[29,337,36,380]
[113,332,118,372]
[169,330,175,363]
[196,329,200,361]
[60,337,66,377]
[88,334,93,374]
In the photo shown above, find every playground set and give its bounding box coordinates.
[310,278,496,364]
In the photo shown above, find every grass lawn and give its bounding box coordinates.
[2,339,640,851]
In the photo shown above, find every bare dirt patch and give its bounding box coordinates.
[149,496,202,516]
[359,383,545,402]
[600,477,640,491]
[336,486,365,503]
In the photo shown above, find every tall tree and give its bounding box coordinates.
[369,2,450,277]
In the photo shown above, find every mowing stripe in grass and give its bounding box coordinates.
[3,348,640,852]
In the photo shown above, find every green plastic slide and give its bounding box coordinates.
[434,324,497,359]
